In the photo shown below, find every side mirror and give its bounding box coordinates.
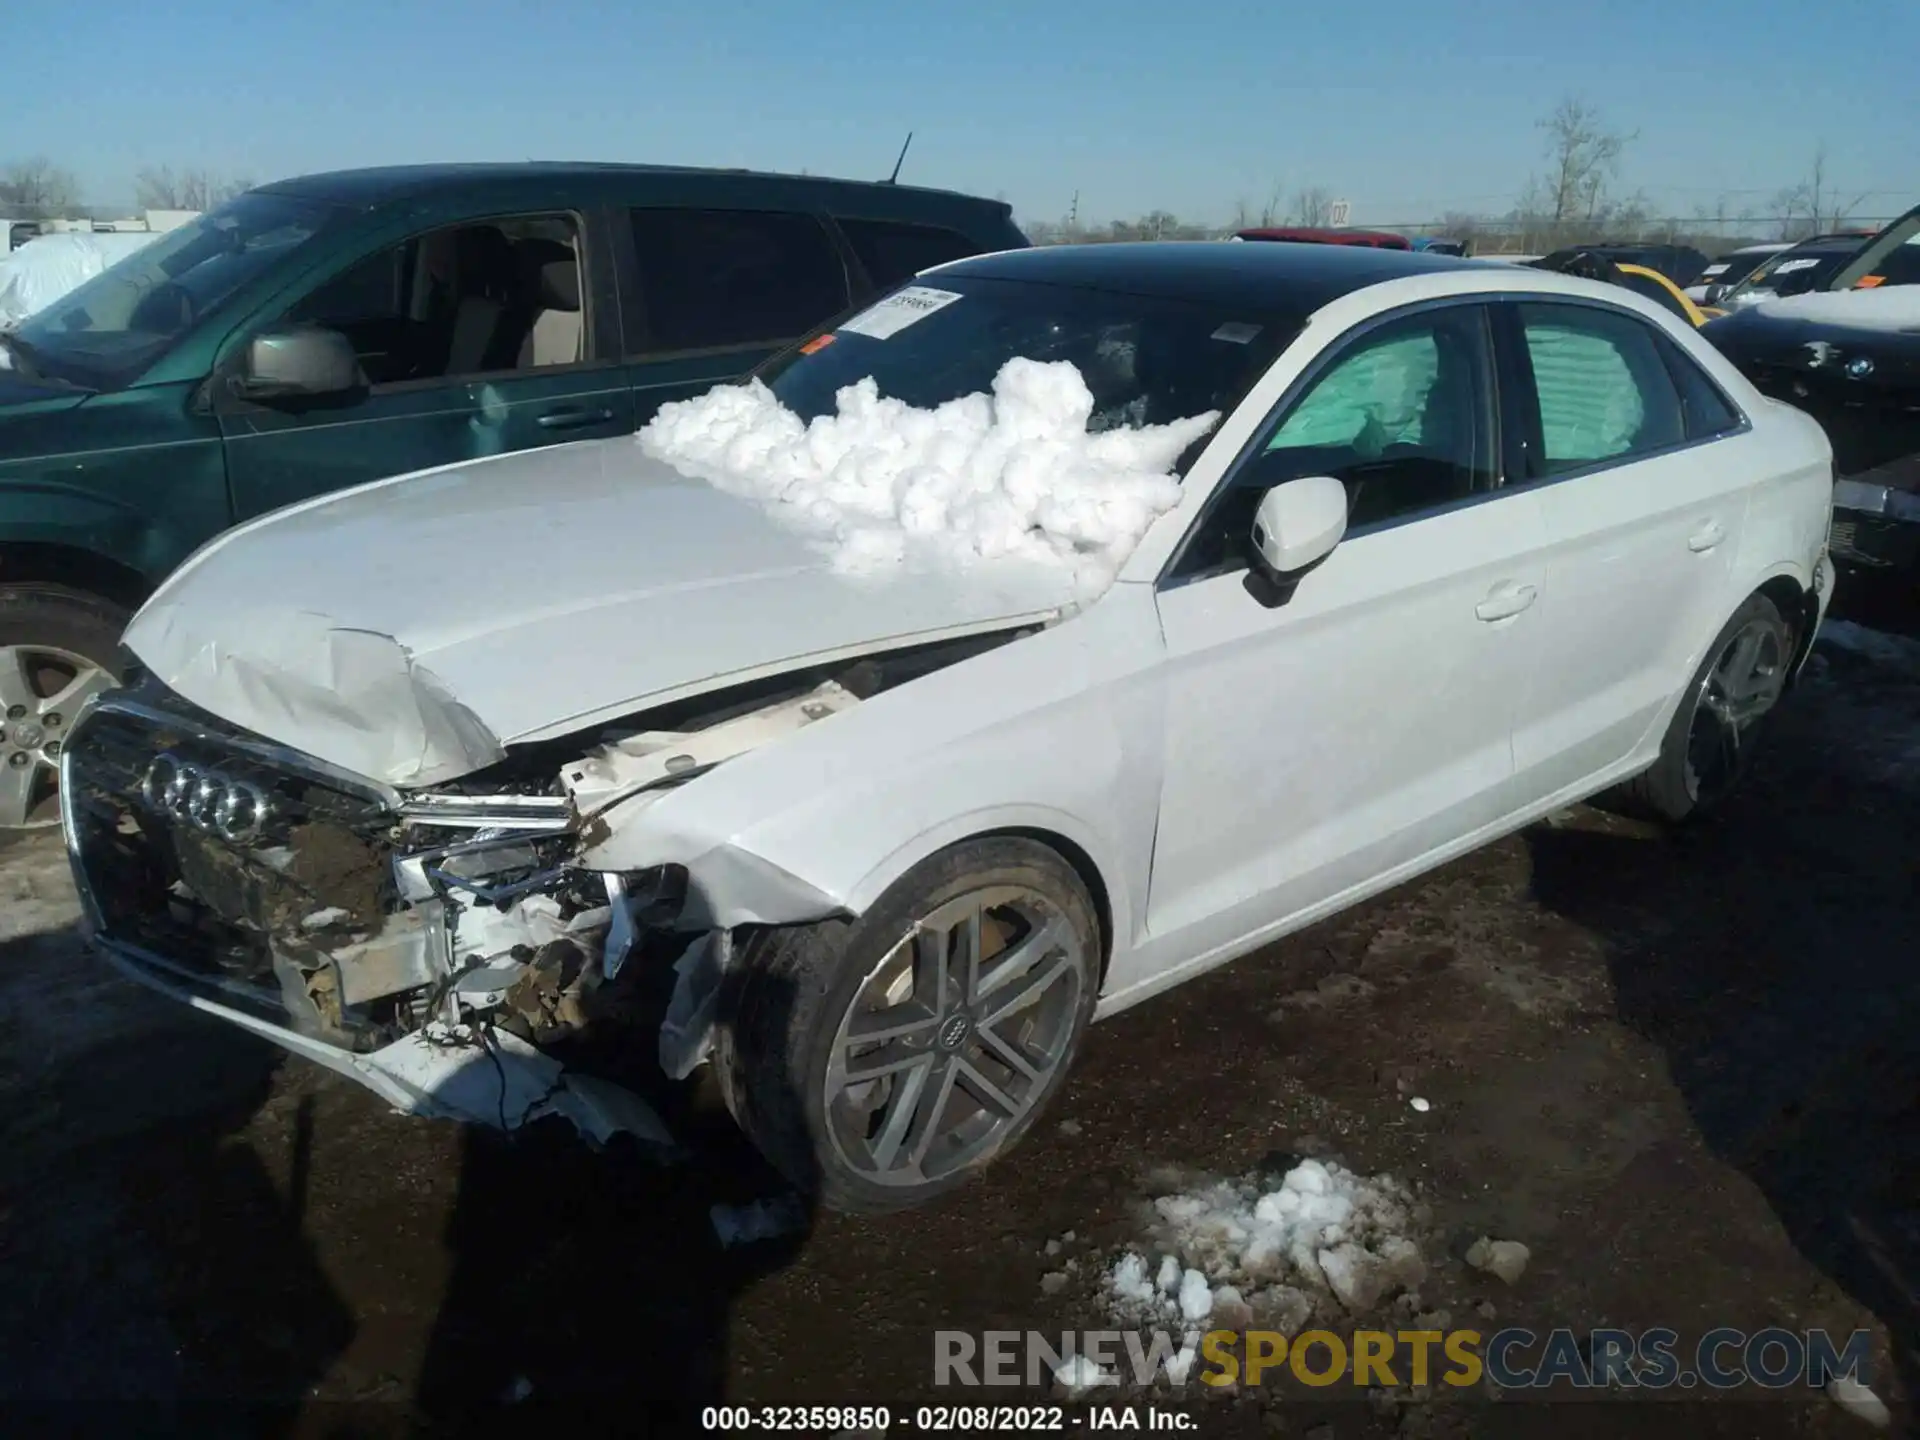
[1246,475,1348,608]
[230,325,364,403]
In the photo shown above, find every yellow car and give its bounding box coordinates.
[1613,262,1723,326]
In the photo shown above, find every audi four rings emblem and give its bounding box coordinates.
[141,753,274,843]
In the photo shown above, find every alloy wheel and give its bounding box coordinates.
[0,644,113,829]
[1683,615,1790,805]
[823,884,1091,1188]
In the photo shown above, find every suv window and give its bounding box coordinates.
[288,212,585,385]
[1658,337,1743,440]
[837,217,980,288]
[1517,303,1684,475]
[1172,305,1497,579]
[629,208,849,353]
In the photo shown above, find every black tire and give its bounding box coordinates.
[0,584,130,830]
[713,835,1101,1215]
[1609,591,1795,824]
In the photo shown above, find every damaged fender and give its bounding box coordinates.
[577,596,1156,954]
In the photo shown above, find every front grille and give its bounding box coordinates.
[1828,518,1859,559]
[65,688,397,1012]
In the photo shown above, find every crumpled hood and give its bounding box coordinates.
[124,437,1077,788]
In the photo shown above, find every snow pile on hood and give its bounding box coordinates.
[637,358,1219,598]
[1756,284,1920,333]
[1107,1159,1430,1327]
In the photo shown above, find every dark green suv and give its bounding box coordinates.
[0,163,1026,826]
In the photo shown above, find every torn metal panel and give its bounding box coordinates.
[122,605,504,788]
[659,930,731,1081]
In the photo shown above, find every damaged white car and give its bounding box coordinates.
[61,242,1836,1212]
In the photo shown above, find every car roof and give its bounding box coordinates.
[938,240,1501,312]
[256,160,1012,217]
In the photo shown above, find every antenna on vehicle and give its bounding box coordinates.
[885,131,914,185]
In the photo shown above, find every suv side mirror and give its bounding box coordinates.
[230,325,364,403]
[1246,475,1348,607]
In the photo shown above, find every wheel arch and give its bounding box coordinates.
[837,809,1124,986]
[0,539,155,613]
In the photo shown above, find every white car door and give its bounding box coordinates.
[1143,302,1549,958]
[1499,300,1753,801]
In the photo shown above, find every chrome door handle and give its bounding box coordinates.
[1475,583,1538,622]
[538,406,616,431]
[1688,520,1725,552]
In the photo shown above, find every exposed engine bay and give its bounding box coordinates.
[63,627,1035,1135]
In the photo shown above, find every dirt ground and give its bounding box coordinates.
[2,577,1916,1438]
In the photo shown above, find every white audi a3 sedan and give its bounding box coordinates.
[62,242,1836,1212]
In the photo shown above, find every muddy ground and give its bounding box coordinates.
[2,576,1916,1439]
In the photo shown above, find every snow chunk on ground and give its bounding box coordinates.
[1107,1159,1428,1325]
[637,358,1218,600]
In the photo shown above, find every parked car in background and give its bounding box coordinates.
[64,242,1834,1212]
[1686,242,1789,304]
[1704,202,1920,574]
[1715,230,1876,310]
[0,230,165,330]
[1234,227,1413,249]
[1531,243,1711,290]
[1411,236,1469,255]
[1,220,45,256]
[0,162,1026,828]
[1525,249,1715,327]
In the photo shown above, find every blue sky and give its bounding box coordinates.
[9,0,1916,226]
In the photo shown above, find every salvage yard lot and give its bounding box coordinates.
[2,591,1916,1436]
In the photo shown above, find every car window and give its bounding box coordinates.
[837,217,981,288]
[1857,238,1920,288]
[629,207,849,353]
[286,212,585,386]
[1170,305,1497,579]
[1517,303,1685,475]
[1658,337,1743,440]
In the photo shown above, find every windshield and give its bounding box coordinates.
[1722,241,1862,305]
[11,191,336,389]
[1831,207,1920,291]
[758,275,1298,464]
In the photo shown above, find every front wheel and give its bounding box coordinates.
[1612,592,1795,823]
[714,836,1102,1214]
[0,585,129,830]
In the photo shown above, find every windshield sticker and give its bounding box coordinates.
[1855,275,1886,288]
[800,333,837,354]
[1211,322,1263,344]
[1774,258,1821,274]
[838,286,964,340]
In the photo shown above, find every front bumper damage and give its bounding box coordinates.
[57,675,860,1142]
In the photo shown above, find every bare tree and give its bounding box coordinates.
[0,158,81,219]
[1289,186,1335,227]
[133,165,251,211]
[1519,99,1634,246]
[1258,181,1285,228]
[1772,145,1870,241]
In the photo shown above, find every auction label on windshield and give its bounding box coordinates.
[839,286,964,339]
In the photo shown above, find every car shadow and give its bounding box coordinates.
[0,923,355,1436]
[410,961,820,1430]
[1521,648,1920,1414]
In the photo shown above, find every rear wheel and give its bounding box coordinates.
[1613,592,1795,823]
[714,836,1101,1214]
[0,585,128,830]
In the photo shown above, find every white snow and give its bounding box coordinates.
[1409,1095,1432,1112]
[1053,1355,1115,1393]
[637,358,1219,600]
[1106,1159,1427,1325]
[1827,1376,1891,1430]
[1177,1267,1213,1321]
[1757,284,1920,333]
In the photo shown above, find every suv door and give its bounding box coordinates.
[1147,302,1547,950]
[1497,299,1752,801]
[216,210,634,520]
[619,206,855,424]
